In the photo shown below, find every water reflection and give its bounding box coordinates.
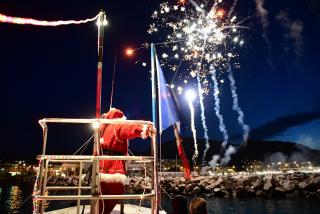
[1,186,320,214]
[136,196,320,214]
[204,198,320,214]
[6,186,22,213]
[265,199,276,213]
[0,185,34,214]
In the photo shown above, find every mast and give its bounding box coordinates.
[91,10,107,214]
[151,43,157,127]
[150,43,160,213]
[151,43,160,170]
[96,10,107,118]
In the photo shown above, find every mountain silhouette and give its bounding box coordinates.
[137,138,320,167]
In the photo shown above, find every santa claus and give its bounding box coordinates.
[98,108,153,214]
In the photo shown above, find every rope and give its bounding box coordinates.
[170,57,184,85]
[138,161,147,210]
[109,52,117,110]
[129,40,185,55]
[99,148,105,214]
[128,149,173,201]
[159,133,162,173]
[17,194,33,211]
[31,135,94,213]
[72,135,94,155]
[32,160,42,213]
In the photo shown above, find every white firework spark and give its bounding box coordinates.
[149,0,246,89]
[189,102,198,164]
[186,90,199,164]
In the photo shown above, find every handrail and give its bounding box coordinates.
[37,155,154,161]
[36,193,156,200]
[46,186,91,190]
[34,117,159,214]
[39,118,154,125]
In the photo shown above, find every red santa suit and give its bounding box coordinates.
[99,108,151,214]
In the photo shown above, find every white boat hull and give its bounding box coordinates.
[45,204,166,214]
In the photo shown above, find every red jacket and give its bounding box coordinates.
[99,108,149,184]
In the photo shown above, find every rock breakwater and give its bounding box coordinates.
[47,173,320,198]
[127,173,320,198]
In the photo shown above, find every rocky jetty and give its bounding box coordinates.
[128,173,320,198]
[47,174,82,187]
[46,173,320,198]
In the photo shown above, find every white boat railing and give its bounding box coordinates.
[34,118,159,214]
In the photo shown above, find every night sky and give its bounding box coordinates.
[1,0,320,157]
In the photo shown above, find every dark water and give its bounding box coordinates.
[0,185,33,214]
[1,185,320,214]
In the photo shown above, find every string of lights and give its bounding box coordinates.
[0,12,100,26]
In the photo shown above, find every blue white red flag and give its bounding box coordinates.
[154,51,191,178]
[155,54,181,133]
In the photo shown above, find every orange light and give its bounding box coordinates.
[179,0,187,4]
[193,51,199,58]
[216,9,225,18]
[126,48,134,56]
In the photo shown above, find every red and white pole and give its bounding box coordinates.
[96,11,107,118]
[91,11,107,214]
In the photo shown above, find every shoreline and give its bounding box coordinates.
[128,173,320,198]
[2,173,320,199]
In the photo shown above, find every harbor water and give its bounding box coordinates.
[1,185,319,214]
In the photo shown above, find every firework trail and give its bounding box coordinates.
[211,66,229,147]
[227,65,250,144]
[209,65,229,166]
[197,73,210,164]
[254,0,273,66]
[194,40,211,165]
[228,0,239,18]
[187,95,199,164]
[220,145,237,165]
[189,0,200,8]
[255,0,269,31]
[209,155,220,168]
[183,0,210,165]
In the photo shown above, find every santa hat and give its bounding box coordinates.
[103,108,126,119]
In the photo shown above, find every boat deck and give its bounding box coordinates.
[45,204,166,214]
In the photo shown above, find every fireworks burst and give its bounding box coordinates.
[149,0,250,165]
[149,0,246,91]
